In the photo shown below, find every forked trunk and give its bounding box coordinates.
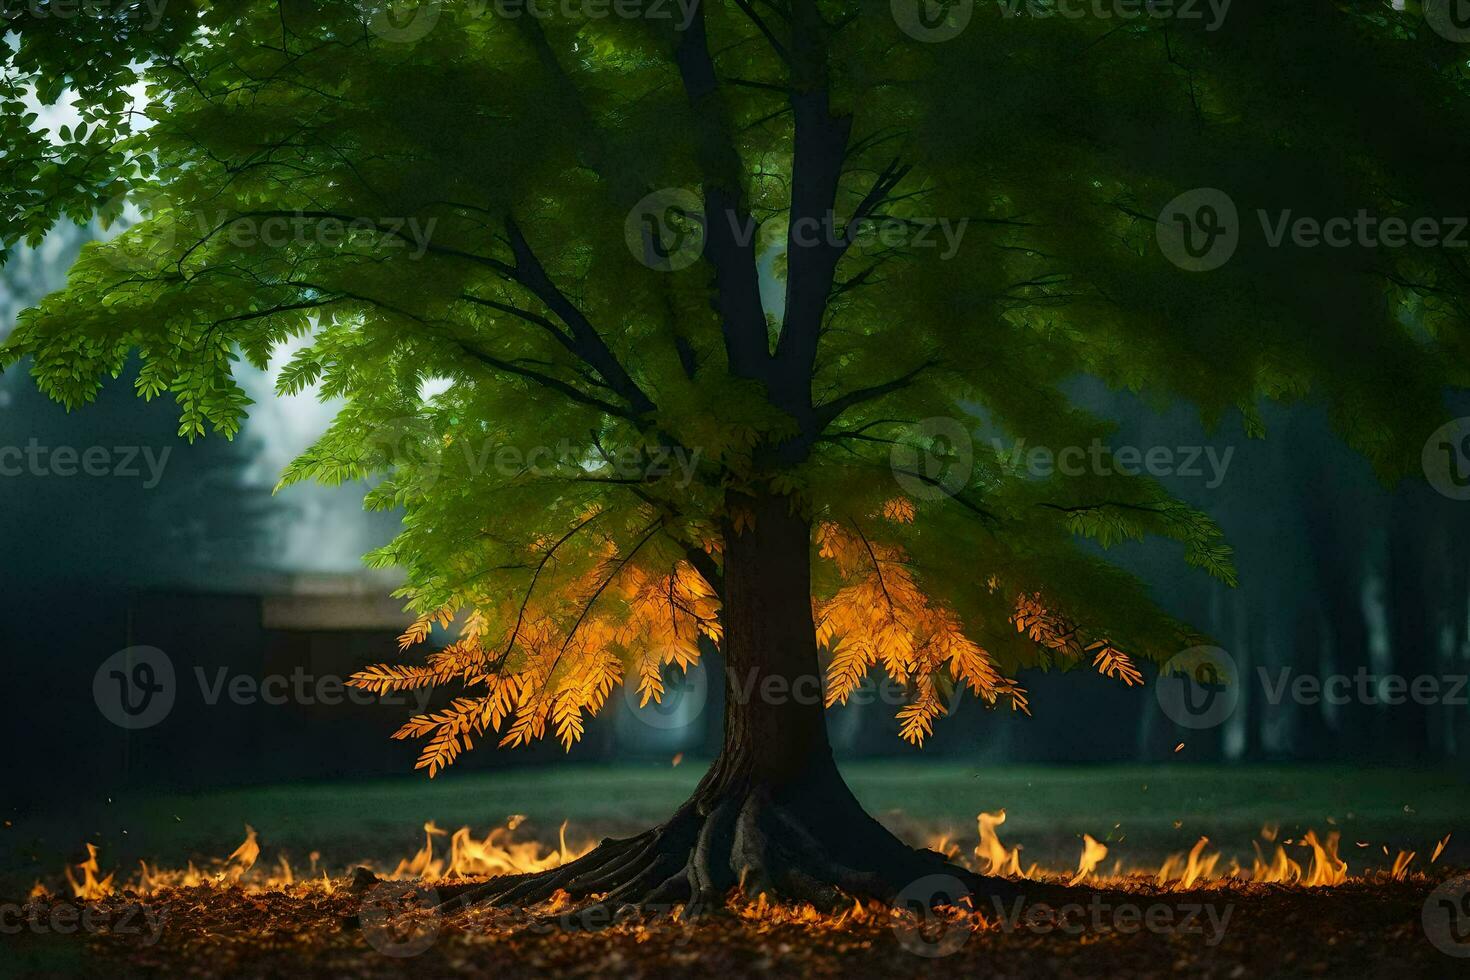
[439,490,1026,922]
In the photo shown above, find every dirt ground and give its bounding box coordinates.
[6,869,1468,979]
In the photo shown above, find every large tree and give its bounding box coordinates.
[4,1,1469,914]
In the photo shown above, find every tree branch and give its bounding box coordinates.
[671,0,771,381]
[281,278,637,422]
[547,518,667,684]
[504,215,656,416]
[815,358,939,428]
[729,0,791,63]
[771,0,853,417]
[491,508,612,674]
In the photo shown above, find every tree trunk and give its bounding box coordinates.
[437,490,1026,923]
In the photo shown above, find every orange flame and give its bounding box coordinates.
[65,843,114,900]
[1071,834,1108,885]
[1251,841,1304,884]
[1157,837,1220,889]
[52,810,1439,903]
[1301,830,1348,887]
[224,825,260,879]
[392,821,447,878]
[975,809,1026,878]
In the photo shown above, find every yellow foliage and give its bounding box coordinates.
[813,520,1025,742]
[356,536,719,772]
[1012,591,1142,685]
[881,497,916,523]
[353,504,1138,769]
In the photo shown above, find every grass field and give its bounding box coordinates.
[5,762,1467,896]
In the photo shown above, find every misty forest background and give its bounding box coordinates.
[3,215,1469,811]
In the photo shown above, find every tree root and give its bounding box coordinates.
[432,788,1031,929]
